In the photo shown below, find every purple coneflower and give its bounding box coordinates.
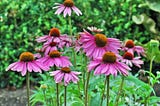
[42,41,61,55]
[121,52,143,68]
[79,30,121,59]
[50,67,81,86]
[88,52,131,76]
[6,52,49,76]
[38,50,72,67]
[36,28,72,45]
[74,35,82,52]
[53,0,82,17]
[123,40,145,56]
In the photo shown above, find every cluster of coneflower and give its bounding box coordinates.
[6,0,145,106]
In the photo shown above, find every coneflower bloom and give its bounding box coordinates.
[87,26,103,33]
[36,28,72,45]
[42,41,61,55]
[88,52,131,76]
[6,52,49,76]
[75,35,82,52]
[123,40,145,56]
[79,30,121,59]
[121,52,143,68]
[50,67,81,86]
[38,50,72,67]
[53,0,82,17]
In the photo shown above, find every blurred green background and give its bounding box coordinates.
[0,0,160,88]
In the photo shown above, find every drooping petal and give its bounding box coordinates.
[55,5,65,15]
[72,6,82,16]
[54,72,64,83]
[6,62,19,71]
[63,7,70,17]
[88,60,100,71]
[50,70,61,76]
[21,62,27,76]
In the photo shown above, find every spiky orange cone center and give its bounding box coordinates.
[123,52,133,60]
[49,28,60,37]
[61,67,71,73]
[19,52,34,62]
[49,50,61,58]
[64,0,74,7]
[125,40,134,48]
[95,34,107,47]
[102,52,116,63]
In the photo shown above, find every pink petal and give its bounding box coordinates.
[63,7,70,17]
[6,62,18,71]
[72,6,82,16]
[94,64,103,75]
[55,5,65,15]
[17,62,25,72]
[27,62,33,72]
[88,60,100,71]
[21,63,27,76]
[50,70,61,76]
[54,72,64,83]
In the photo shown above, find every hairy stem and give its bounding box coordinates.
[64,86,67,106]
[115,76,125,106]
[43,89,47,106]
[56,83,59,106]
[26,71,30,106]
[85,72,90,106]
[106,76,110,106]
[100,77,107,106]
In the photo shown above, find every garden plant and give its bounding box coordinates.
[1,0,160,106]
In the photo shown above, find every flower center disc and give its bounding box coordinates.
[49,42,57,47]
[49,50,61,58]
[64,0,74,7]
[49,28,60,37]
[123,52,133,60]
[61,67,71,73]
[102,52,116,63]
[19,52,34,62]
[125,40,134,48]
[95,34,107,47]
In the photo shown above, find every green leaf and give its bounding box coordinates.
[132,14,158,34]
[146,0,160,13]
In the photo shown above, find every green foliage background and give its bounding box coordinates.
[0,0,160,88]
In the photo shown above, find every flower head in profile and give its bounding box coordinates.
[88,52,131,76]
[75,35,82,52]
[53,0,82,17]
[38,50,72,67]
[36,28,72,46]
[50,67,81,86]
[123,40,145,56]
[79,30,121,59]
[121,52,143,68]
[87,26,103,33]
[6,52,49,76]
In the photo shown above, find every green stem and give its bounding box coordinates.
[148,56,155,86]
[26,71,30,106]
[43,89,47,106]
[68,16,72,37]
[106,76,110,106]
[54,66,59,106]
[85,72,90,106]
[56,83,59,106]
[100,77,107,106]
[115,76,125,106]
[64,86,67,106]
[147,56,155,106]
